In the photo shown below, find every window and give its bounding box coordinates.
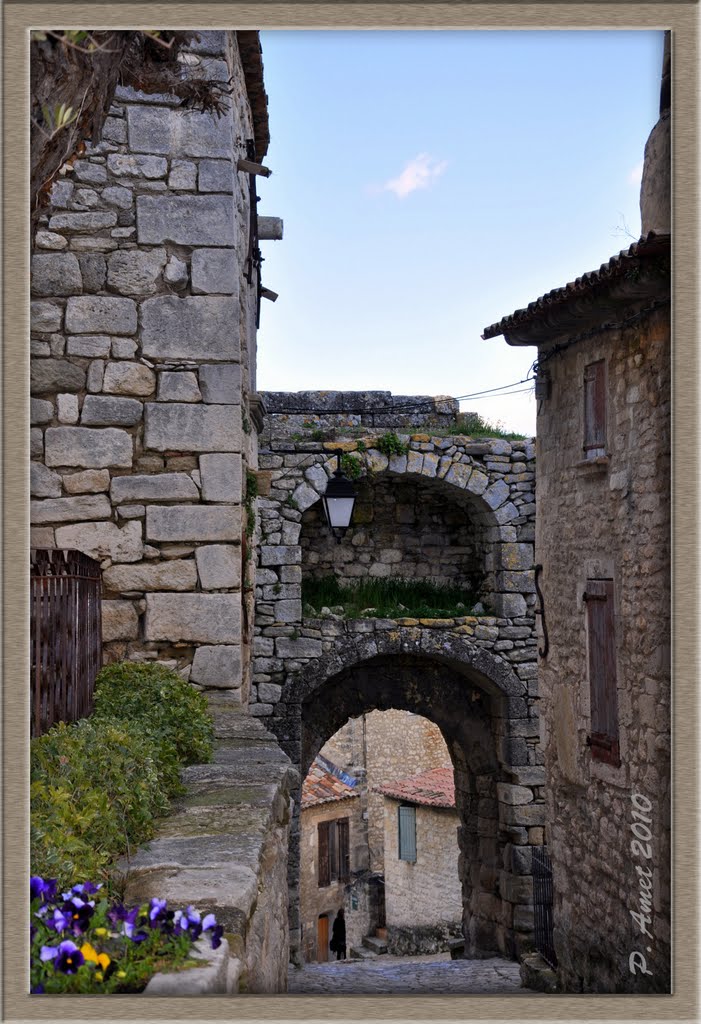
[398,804,417,862]
[583,359,606,457]
[584,579,620,766]
[317,817,350,887]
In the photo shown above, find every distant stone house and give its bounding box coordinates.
[299,755,362,962]
[481,50,671,991]
[377,767,463,955]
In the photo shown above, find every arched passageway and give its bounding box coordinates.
[271,631,545,967]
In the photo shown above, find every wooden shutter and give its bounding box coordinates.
[398,804,417,862]
[329,819,338,881]
[584,360,606,454]
[318,821,331,887]
[337,818,350,882]
[585,579,620,765]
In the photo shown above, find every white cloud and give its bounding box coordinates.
[380,153,448,199]
[628,161,644,186]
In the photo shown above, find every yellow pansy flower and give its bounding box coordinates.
[80,943,111,970]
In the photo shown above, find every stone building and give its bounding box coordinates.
[378,767,463,955]
[29,31,277,703]
[481,48,671,991]
[299,756,362,963]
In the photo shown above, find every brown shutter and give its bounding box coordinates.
[337,818,350,882]
[585,579,620,765]
[584,360,606,452]
[318,821,331,887]
[328,819,338,881]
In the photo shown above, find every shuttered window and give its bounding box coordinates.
[583,360,607,456]
[337,818,350,882]
[318,817,350,887]
[398,804,417,862]
[585,579,620,766]
[318,821,331,887]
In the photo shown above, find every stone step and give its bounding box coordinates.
[349,946,378,960]
[362,935,388,954]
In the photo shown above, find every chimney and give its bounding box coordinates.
[639,31,671,235]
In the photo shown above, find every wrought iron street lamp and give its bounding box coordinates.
[322,451,357,542]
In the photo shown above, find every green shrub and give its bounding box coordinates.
[93,661,213,768]
[302,575,483,619]
[31,717,168,889]
[375,431,408,458]
[31,662,214,891]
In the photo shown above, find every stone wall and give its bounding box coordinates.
[30,32,269,701]
[382,799,463,954]
[534,306,671,991]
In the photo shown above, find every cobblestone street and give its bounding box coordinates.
[288,952,533,994]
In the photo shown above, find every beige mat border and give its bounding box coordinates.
[3,3,697,1022]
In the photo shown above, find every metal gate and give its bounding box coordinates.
[532,846,557,967]
[30,548,102,737]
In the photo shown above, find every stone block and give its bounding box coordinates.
[260,545,301,567]
[86,360,105,393]
[30,429,44,458]
[106,154,168,178]
[144,593,241,643]
[45,426,132,468]
[103,185,133,209]
[500,803,546,827]
[144,404,241,453]
[111,473,199,503]
[65,296,137,335]
[31,253,82,296]
[198,364,241,404]
[63,469,110,494]
[499,871,534,904]
[102,600,139,641]
[36,230,68,250]
[482,479,511,510]
[146,505,241,542]
[31,301,63,333]
[291,482,320,513]
[493,502,520,525]
[55,520,143,562]
[168,159,197,190]
[127,105,233,159]
[136,195,235,247]
[49,212,117,232]
[497,783,534,806]
[164,255,188,288]
[198,159,234,192]
[31,359,85,395]
[103,362,156,396]
[275,637,322,659]
[81,395,143,426]
[497,571,536,594]
[106,250,167,296]
[66,335,111,357]
[274,600,302,623]
[191,248,237,294]
[103,559,197,592]
[493,593,528,618]
[31,527,55,548]
[73,160,108,184]
[157,372,201,403]
[190,645,242,687]
[140,295,239,361]
[30,494,112,526]
[257,682,282,703]
[444,462,472,488]
[30,399,53,425]
[30,464,62,498]
[196,545,241,589]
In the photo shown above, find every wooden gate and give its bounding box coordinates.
[30,548,102,737]
[317,914,329,962]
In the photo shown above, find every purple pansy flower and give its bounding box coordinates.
[55,940,85,974]
[61,898,94,934]
[149,897,167,923]
[209,925,224,949]
[30,876,57,902]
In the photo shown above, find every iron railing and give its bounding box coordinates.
[30,549,102,737]
[532,846,558,968]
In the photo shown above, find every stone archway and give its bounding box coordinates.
[270,629,544,967]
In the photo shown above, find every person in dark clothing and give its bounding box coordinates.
[330,908,347,960]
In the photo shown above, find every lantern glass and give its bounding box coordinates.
[322,495,355,531]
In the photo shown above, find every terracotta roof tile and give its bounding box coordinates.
[376,767,455,809]
[302,757,359,809]
[481,232,670,342]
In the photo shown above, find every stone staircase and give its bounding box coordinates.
[350,932,389,959]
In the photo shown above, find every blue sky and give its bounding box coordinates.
[255,31,664,436]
